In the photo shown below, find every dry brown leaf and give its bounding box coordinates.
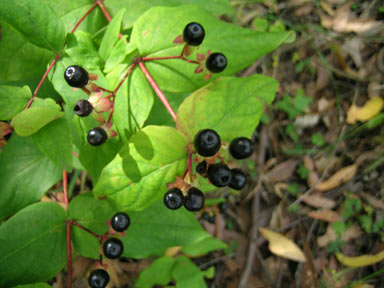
[259,227,307,262]
[315,164,357,191]
[361,192,384,211]
[347,97,384,124]
[308,209,341,223]
[302,194,336,209]
[263,159,298,182]
[318,224,363,247]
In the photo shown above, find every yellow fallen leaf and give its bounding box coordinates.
[336,250,384,267]
[352,284,374,288]
[347,97,384,124]
[315,164,357,191]
[259,227,306,262]
[302,194,336,209]
[165,246,182,257]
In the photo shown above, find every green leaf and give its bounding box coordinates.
[136,256,175,288]
[0,202,67,287]
[99,8,125,60]
[177,75,278,142]
[172,255,209,288]
[42,0,107,34]
[65,31,103,69]
[0,0,66,52]
[68,193,114,259]
[359,215,373,234]
[112,68,155,141]
[0,135,62,220]
[104,37,136,73]
[32,117,73,171]
[182,237,227,256]
[311,132,325,147]
[0,85,31,120]
[94,126,188,211]
[12,283,52,288]
[130,5,292,93]
[104,0,234,30]
[0,24,54,83]
[121,201,215,258]
[11,98,64,136]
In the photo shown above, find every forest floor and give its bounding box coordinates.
[57,1,384,287]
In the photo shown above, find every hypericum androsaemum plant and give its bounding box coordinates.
[0,0,294,287]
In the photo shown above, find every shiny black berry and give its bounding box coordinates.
[196,160,207,175]
[184,187,205,212]
[87,127,108,146]
[206,53,227,73]
[164,188,184,210]
[229,137,254,159]
[74,99,93,117]
[229,168,247,190]
[64,65,89,88]
[111,212,130,232]
[103,238,124,259]
[88,269,110,288]
[207,163,231,187]
[183,22,205,46]
[193,129,221,157]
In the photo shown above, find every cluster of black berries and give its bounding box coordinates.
[88,212,130,288]
[182,22,227,74]
[64,65,109,147]
[194,129,254,190]
[164,186,205,212]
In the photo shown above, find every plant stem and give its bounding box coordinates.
[71,221,101,239]
[63,171,69,207]
[25,54,60,109]
[71,2,99,33]
[96,0,112,22]
[141,55,199,64]
[138,61,177,122]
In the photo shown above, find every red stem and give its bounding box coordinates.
[71,2,99,33]
[63,171,69,207]
[183,155,192,179]
[141,55,199,64]
[97,0,112,22]
[138,61,177,122]
[71,221,101,239]
[66,222,72,288]
[25,54,61,109]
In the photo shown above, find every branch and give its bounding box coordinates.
[138,61,177,122]
[142,55,199,65]
[71,2,99,33]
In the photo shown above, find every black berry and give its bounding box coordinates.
[87,127,108,146]
[103,238,124,259]
[201,212,215,223]
[207,163,231,187]
[184,187,205,212]
[229,168,247,190]
[164,188,184,210]
[111,212,130,232]
[183,22,205,46]
[196,160,207,175]
[64,65,89,88]
[193,129,221,157]
[74,99,93,117]
[229,137,254,159]
[206,53,227,73]
[88,269,110,288]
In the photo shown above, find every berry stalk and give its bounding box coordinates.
[70,220,101,239]
[138,61,177,122]
[96,0,112,22]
